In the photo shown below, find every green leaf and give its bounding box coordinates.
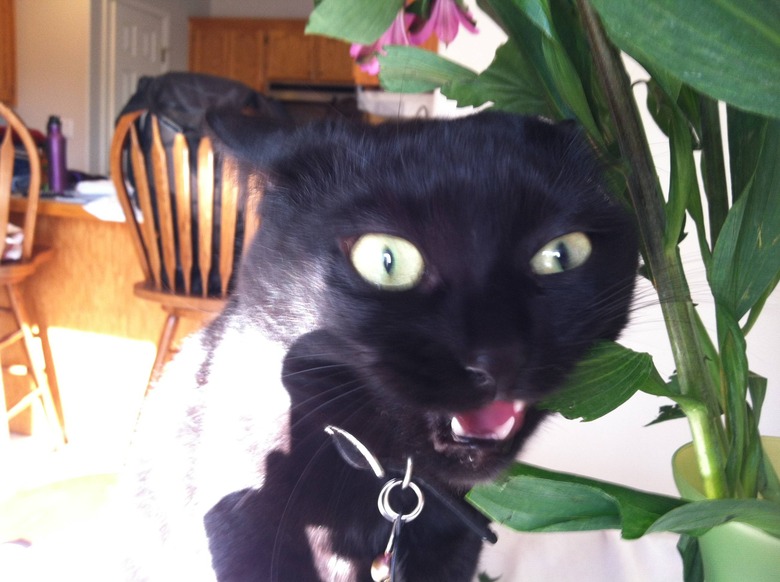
[378,46,478,93]
[306,0,403,44]
[711,118,780,320]
[677,535,704,582]
[748,372,767,425]
[469,475,620,532]
[539,31,602,142]
[548,0,616,148]
[643,80,711,264]
[443,41,552,116]
[511,0,555,39]
[759,445,780,503]
[646,404,686,427]
[728,108,767,204]
[716,304,751,493]
[742,271,780,335]
[482,0,574,121]
[663,106,700,255]
[588,0,780,118]
[468,462,686,539]
[645,79,676,139]
[496,0,603,140]
[539,341,665,421]
[648,499,780,539]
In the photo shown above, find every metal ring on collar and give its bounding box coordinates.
[377,478,425,523]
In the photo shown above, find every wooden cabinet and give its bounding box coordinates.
[265,25,315,82]
[189,18,355,91]
[189,21,267,90]
[0,0,16,105]
[312,36,357,84]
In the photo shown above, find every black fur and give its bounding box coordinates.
[128,111,638,582]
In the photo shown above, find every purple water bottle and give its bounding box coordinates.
[46,115,68,193]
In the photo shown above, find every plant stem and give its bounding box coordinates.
[576,0,728,498]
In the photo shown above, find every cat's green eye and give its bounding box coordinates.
[530,232,592,275]
[350,234,425,291]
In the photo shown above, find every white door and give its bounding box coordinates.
[113,0,169,119]
[93,0,169,173]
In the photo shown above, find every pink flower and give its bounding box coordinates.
[410,0,478,45]
[350,11,417,75]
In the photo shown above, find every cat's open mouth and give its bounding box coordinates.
[450,400,527,442]
[449,400,527,443]
[428,399,528,475]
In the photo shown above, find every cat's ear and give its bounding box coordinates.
[205,108,294,168]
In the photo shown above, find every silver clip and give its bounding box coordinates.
[324,425,386,478]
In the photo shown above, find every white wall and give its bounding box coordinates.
[14,0,210,174]
[16,0,92,172]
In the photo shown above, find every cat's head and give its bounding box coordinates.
[210,111,638,487]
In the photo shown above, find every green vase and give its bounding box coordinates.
[672,436,780,582]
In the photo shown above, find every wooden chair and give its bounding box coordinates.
[110,110,260,389]
[0,101,65,447]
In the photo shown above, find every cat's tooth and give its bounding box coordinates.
[451,416,468,439]
[492,415,517,441]
[450,415,516,441]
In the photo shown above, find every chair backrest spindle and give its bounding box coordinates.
[219,156,239,297]
[129,123,163,289]
[243,173,263,255]
[172,133,193,295]
[196,137,214,298]
[150,117,177,292]
[111,110,256,301]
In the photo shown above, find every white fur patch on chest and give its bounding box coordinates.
[305,525,358,582]
[119,318,293,580]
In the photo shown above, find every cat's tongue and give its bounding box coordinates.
[451,400,526,442]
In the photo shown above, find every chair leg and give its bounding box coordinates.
[147,312,179,392]
[0,366,10,447]
[6,283,66,446]
[37,322,66,434]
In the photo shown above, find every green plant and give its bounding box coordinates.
[306,0,780,578]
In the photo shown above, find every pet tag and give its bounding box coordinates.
[371,515,402,582]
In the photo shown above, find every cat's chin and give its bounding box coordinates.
[428,399,528,480]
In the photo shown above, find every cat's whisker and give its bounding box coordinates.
[287,382,368,433]
[281,362,353,379]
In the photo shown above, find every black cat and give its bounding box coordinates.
[123,111,638,581]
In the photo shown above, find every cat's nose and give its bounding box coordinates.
[466,366,496,391]
[466,346,524,397]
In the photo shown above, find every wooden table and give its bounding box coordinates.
[8,197,203,451]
